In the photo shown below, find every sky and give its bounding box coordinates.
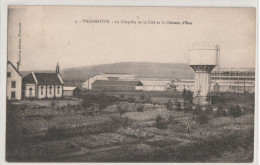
[7,6,256,71]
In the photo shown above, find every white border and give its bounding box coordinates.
[0,0,259,165]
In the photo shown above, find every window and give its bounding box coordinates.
[41,86,43,95]
[7,72,11,77]
[49,86,52,94]
[11,91,15,98]
[29,88,32,96]
[57,86,60,94]
[11,81,16,88]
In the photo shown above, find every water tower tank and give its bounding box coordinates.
[189,44,219,105]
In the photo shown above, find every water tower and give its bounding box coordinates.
[189,44,219,105]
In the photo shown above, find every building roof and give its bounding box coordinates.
[23,72,63,85]
[7,61,23,76]
[92,80,143,86]
[64,86,79,91]
[141,81,171,86]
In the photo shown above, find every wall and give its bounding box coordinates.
[38,85,47,99]
[63,90,73,97]
[6,64,22,100]
[24,83,36,98]
[55,85,63,98]
[46,85,55,98]
[143,86,165,91]
[82,75,108,89]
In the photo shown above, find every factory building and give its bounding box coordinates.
[173,68,255,93]
[82,73,137,89]
[92,80,143,91]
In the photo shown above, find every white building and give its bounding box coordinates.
[22,63,64,99]
[82,73,137,89]
[141,80,171,91]
[6,61,23,100]
[63,86,81,97]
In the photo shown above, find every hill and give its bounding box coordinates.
[61,62,194,81]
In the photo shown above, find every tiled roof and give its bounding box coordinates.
[64,86,78,91]
[22,73,35,84]
[92,80,143,87]
[34,73,63,85]
[23,72,63,85]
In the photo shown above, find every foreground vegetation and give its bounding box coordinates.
[6,92,255,162]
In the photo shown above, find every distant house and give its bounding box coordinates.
[63,86,81,98]
[22,63,64,99]
[6,61,23,100]
[82,73,137,90]
[92,80,143,91]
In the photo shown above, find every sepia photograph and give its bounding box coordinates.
[5,6,256,163]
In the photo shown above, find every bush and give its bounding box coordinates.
[193,104,202,116]
[216,105,226,117]
[43,114,53,121]
[136,104,144,112]
[196,113,210,125]
[183,104,193,113]
[211,94,225,104]
[168,115,175,124]
[139,94,145,101]
[205,105,213,116]
[50,101,56,109]
[144,95,152,103]
[166,100,173,110]
[104,116,132,135]
[228,105,242,118]
[127,96,136,103]
[175,101,182,111]
[81,94,119,111]
[46,126,66,140]
[117,103,129,116]
[155,115,168,129]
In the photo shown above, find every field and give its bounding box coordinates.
[6,92,255,162]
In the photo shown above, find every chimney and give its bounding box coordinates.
[56,62,60,74]
[16,61,20,71]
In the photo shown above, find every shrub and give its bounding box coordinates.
[166,100,173,110]
[196,113,210,125]
[211,94,226,104]
[43,114,53,121]
[104,116,132,135]
[168,115,175,124]
[117,103,129,117]
[46,126,66,140]
[127,96,136,103]
[136,104,144,112]
[120,94,125,99]
[193,104,202,116]
[175,101,182,111]
[139,94,145,101]
[155,115,168,129]
[81,94,118,111]
[205,105,213,116]
[228,105,242,118]
[50,101,56,109]
[216,105,226,117]
[183,104,193,113]
[144,95,152,103]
